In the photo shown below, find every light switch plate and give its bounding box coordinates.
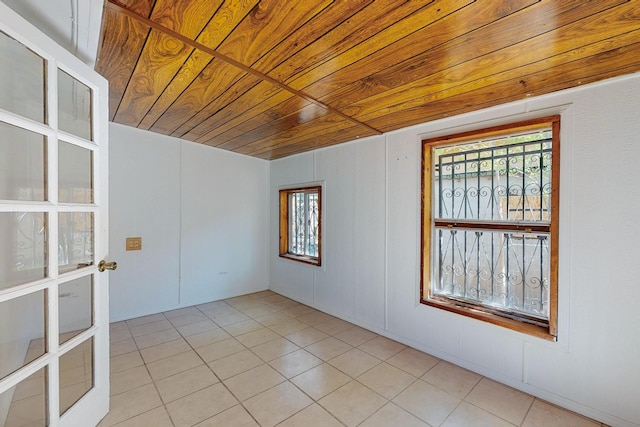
[126,237,142,251]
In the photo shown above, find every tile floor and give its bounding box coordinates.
[99,291,606,427]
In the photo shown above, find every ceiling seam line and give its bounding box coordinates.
[105,0,383,136]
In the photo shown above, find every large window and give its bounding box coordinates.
[279,186,321,266]
[421,117,559,339]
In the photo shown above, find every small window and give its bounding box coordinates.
[279,186,321,266]
[421,116,559,340]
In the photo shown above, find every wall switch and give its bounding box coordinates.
[126,237,142,251]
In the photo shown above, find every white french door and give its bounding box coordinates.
[0,3,110,427]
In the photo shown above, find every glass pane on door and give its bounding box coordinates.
[0,122,46,201]
[58,141,93,204]
[1,367,47,427]
[0,212,47,290]
[0,290,45,380]
[58,212,93,273]
[58,70,92,141]
[0,31,46,123]
[59,337,93,415]
[59,276,93,344]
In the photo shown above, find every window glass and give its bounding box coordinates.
[279,186,321,266]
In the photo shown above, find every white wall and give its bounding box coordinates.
[109,124,270,321]
[270,73,640,427]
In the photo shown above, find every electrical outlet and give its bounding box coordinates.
[126,237,142,251]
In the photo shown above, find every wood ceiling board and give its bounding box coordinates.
[150,0,223,39]
[203,94,311,147]
[283,0,472,92]
[189,0,260,51]
[366,40,640,133]
[215,102,327,150]
[148,60,248,135]
[95,7,150,119]
[195,83,295,143]
[346,6,640,124]
[113,0,156,16]
[214,0,333,67]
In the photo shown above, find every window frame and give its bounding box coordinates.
[279,185,322,266]
[421,116,560,340]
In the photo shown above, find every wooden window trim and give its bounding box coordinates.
[279,186,322,266]
[421,116,560,341]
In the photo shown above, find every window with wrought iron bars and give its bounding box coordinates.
[279,186,321,266]
[421,116,559,340]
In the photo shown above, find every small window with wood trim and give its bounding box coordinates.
[279,186,321,266]
[421,116,559,340]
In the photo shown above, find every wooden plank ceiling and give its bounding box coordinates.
[96,0,640,160]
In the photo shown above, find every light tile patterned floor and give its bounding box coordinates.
[98,291,607,427]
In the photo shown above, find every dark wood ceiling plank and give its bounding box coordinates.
[172,74,263,140]
[113,29,194,126]
[214,0,333,66]
[284,0,473,92]
[365,40,640,133]
[202,95,310,147]
[95,7,150,120]
[148,60,247,135]
[193,83,293,143]
[319,0,629,111]
[266,0,437,83]
[349,5,640,123]
[214,103,326,151]
[112,0,156,16]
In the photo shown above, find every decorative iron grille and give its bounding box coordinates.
[288,190,319,258]
[432,131,553,323]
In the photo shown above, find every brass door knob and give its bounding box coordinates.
[98,260,117,272]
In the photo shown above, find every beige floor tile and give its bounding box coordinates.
[223,364,286,401]
[196,300,232,312]
[314,318,354,336]
[358,362,417,399]
[166,383,238,427]
[269,349,323,378]
[252,337,300,361]
[168,311,209,327]
[176,319,219,337]
[146,350,204,381]
[281,305,318,318]
[185,328,231,348]
[112,406,174,427]
[110,365,152,396]
[235,327,280,348]
[334,326,378,346]
[442,401,516,427]
[422,361,482,399]
[224,319,265,336]
[285,327,329,347]
[111,351,144,374]
[360,402,429,427]
[297,311,334,326]
[358,336,406,360]
[208,349,263,380]
[254,311,293,327]
[269,318,309,336]
[195,337,245,362]
[305,337,353,361]
[277,403,343,427]
[139,338,191,364]
[110,321,128,332]
[328,348,381,378]
[129,319,174,338]
[393,379,461,426]
[266,298,300,310]
[100,383,162,426]
[291,363,351,400]
[244,381,313,427]
[194,404,258,426]
[211,311,251,327]
[155,364,219,403]
[110,338,137,358]
[466,378,534,425]
[110,328,133,343]
[133,328,182,350]
[126,313,166,328]
[241,304,277,318]
[386,347,440,377]
[319,380,387,427]
[522,400,601,427]
[163,306,201,319]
